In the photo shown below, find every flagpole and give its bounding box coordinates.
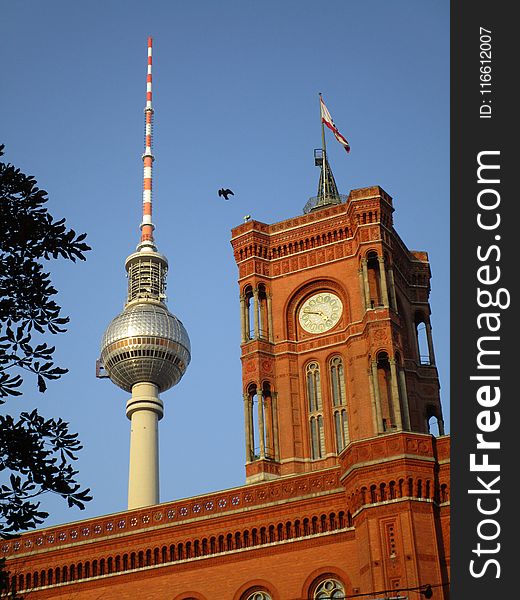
[319,93,328,201]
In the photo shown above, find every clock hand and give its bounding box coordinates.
[307,310,329,321]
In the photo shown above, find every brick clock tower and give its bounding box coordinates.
[231,179,449,595]
[232,184,445,482]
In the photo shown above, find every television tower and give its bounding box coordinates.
[100,38,191,509]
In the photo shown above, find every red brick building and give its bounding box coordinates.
[1,184,450,599]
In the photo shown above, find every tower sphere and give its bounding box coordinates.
[100,302,191,393]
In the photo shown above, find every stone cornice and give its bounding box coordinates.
[1,467,342,559]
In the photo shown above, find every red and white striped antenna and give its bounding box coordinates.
[139,36,155,249]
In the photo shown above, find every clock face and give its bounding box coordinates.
[298,292,343,334]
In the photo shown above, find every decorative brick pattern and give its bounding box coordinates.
[2,469,342,558]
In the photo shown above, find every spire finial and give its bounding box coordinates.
[139,36,155,250]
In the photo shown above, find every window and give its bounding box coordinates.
[414,311,435,366]
[248,382,276,460]
[307,362,322,412]
[334,409,348,453]
[257,284,269,340]
[416,321,430,364]
[330,356,348,452]
[248,383,260,459]
[262,382,276,459]
[314,578,346,599]
[309,415,323,459]
[376,352,395,430]
[366,252,383,307]
[243,284,270,341]
[246,592,272,600]
[306,362,324,459]
[330,357,345,406]
[244,285,254,340]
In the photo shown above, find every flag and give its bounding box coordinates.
[320,96,350,153]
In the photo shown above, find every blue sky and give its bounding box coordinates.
[1,1,449,527]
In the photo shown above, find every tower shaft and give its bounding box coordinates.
[126,382,163,508]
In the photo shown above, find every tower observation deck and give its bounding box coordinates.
[99,38,190,510]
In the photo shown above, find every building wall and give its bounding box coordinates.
[3,436,449,599]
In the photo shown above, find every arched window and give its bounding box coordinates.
[389,480,396,499]
[257,283,269,340]
[414,312,435,366]
[307,362,322,412]
[330,356,349,452]
[245,592,272,600]
[367,252,383,307]
[306,361,324,459]
[427,413,440,436]
[248,382,277,461]
[376,352,395,431]
[244,285,254,340]
[330,357,346,407]
[262,382,276,460]
[440,483,449,502]
[314,578,346,599]
[265,525,273,542]
[416,322,429,364]
[243,284,271,342]
[248,383,260,459]
[426,404,444,436]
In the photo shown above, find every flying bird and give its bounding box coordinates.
[218,188,234,200]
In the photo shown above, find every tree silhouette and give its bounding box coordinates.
[0,144,92,595]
